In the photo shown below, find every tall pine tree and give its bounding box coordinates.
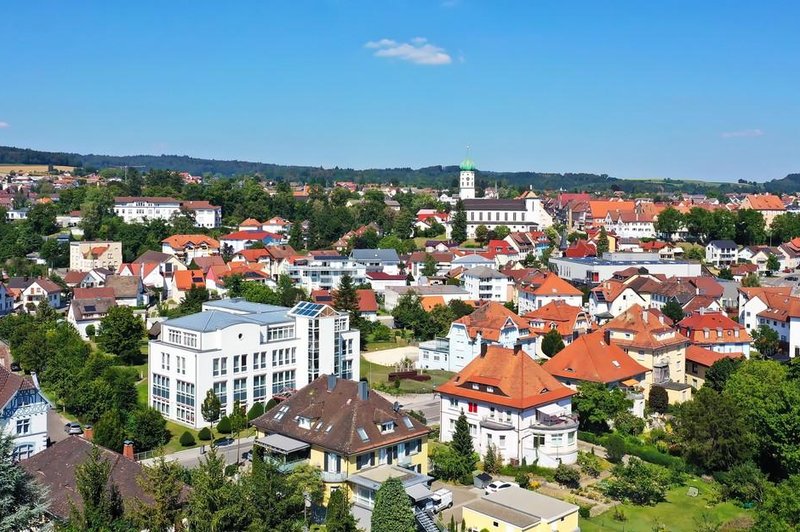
[70,445,128,530]
[0,433,48,531]
[333,274,360,323]
[371,477,415,532]
[452,411,477,478]
[325,488,358,532]
[452,201,467,244]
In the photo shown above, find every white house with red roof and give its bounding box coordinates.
[676,310,752,358]
[517,272,583,315]
[437,344,578,467]
[118,250,187,290]
[161,235,220,264]
[220,230,283,254]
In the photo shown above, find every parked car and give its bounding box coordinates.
[484,480,518,495]
[787,276,798,281]
[65,422,83,435]
[431,488,453,513]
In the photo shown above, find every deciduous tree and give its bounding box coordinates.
[97,306,145,364]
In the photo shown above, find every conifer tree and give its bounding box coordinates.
[325,488,358,532]
[371,477,415,532]
[452,411,477,478]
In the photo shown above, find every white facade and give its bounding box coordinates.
[589,286,647,321]
[463,197,554,238]
[189,206,222,229]
[287,257,367,293]
[439,394,578,467]
[705,241,738,268]
[461,267,512,302]
[459,167,475,200]
[517,290,583,316]
[114,197,182,224]
[0,372,49,462]
[148,299,360,429]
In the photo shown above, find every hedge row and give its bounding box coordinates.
[578,431,683,468]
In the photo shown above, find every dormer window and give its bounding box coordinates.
[471,384,479,390]
[297,417,311,429]
[380,422,394,434]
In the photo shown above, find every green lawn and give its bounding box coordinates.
[361,357,454,394]
[581,478,752,532]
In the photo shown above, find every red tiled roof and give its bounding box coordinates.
[602,304,689,350]
[520,272,582,297]
[174,270,206,291]
[356,289,378,313]
[220,230,281,241]
[162,234,220,249]
[685,345,743,367]
[452,301,531,342]
[543,330,649,384]
[677,311,752,344]
[525,300,587,337]
[239,218,262,226]
[744,194,785,211]
[366,272,407,281]
[73,287,115,299]
[436,345,575,409]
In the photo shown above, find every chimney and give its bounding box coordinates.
[123,440,135,460]
[30,371,41,390]
[480,341,488,357]
[357,380,369,401]
[83,424,94,441]
[513,343,522,356]
[327,374,337,392]
[642,310,649,324]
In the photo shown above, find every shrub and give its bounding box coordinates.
[179,431,196,447]
[612,507,627,521]
[605,458,669,505]
[577,451,601,478]
[578,431,602,445]
[554,463,581,488]
[198,427,212,441]
[605,433,626,463]
[716,462,769,505]
[515,471,530,489]
[216,415,232,434]
[265,398,278,412]
[613,412,645,436]
[578,505,592,519]
[224,464,238,477]
[85,324,96,337]
[247,402,264,421]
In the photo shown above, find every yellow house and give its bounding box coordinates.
[462,487,579,532]
[250,375,431,502]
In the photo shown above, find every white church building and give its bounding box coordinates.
[455,158,553,238]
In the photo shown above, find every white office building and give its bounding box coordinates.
[114,197,221,227]
[148,299,360,429]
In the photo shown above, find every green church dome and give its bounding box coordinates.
[460,158,476,171]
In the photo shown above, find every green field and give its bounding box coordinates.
[581,478,752,532]
[361,357,453,394]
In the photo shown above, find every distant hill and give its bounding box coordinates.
[0,145,783,194]
[764,173,800,194]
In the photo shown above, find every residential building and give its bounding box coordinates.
[462,487,579,532]
[602,305,691,403]
[589,279,647,323]
[705,240,738,268]
[64,268,112,289]
[21,437,187,521]
[118,250,187,290]
[168,269,206,304]
[461,266,512,302]
[685,346,743,389]
[0,283,15,316]
[104,275,148,307]
[69,241,123,272]
[148,299,360,428]
[543,330,649,417]
[407,251,454,278]
[740,194,785,228]
[738,286,793,332]
[7,277,62,310]
[287,254,367,293]
[0,365,48,461]
[549,254,703,284]
[250,375,430,501]
[365,271,407,293]
[525,300,591,356]
[350,249,401,275]
[676,310,752,358]
[68,295,117,338]
[419,302,536,372]
[220,230,283,254]
[517,272,583,315]
[753,295,800,357]
[262,216,291,234]
[114,197,221,227]
[437,344,579,467]
[384,285,469,312]
[161,235,220,264]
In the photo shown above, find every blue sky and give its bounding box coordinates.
[1,1,798,181]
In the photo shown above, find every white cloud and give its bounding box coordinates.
[364,37,452,65]
[0,121,9,129]
[721,128,764,138]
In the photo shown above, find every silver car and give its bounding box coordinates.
[65,422,83,435]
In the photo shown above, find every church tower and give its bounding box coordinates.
[459,153,476,200]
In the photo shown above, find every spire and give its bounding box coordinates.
[460,145,476,171]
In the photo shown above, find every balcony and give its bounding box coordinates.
[480,416,514,430]
[321,471,348,483]
[397,454,412,467]
[265,456,310,473]
[531,413,579,431]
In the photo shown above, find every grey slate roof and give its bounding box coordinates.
[707,240,737,249]
[350,249,400,263]
[462,266,508,279]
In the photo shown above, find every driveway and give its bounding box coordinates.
[432,481,484,524]
[375,391,440,426]
[47,408,71,444]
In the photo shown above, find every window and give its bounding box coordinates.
[253,352,267,370]
[469,423,477,437]
[272,347,297,367]
[213,381,228,408]
[12,444,34,462]
[551,433,563,446]
[161,353,170,371]
[168,328,180,344]
[467,402,478,414]
[380,422,394,433]
[272,370,295,394]
[448,398,459,410]
[567,431,576,445]
[16,418,30,435]
[268,325,295,342]
[233,354,247,373]
[213,358,227,377]
[176,356,186,375]
[183,333,197,348]
[253,375,266,401]
[176,404,194,424]
[357,427,370,442]
[176,380,195,407]
[153,374,170,399]
[234,378,247,403]
[533,434,545,447]
[273,405,289,420]
[356,452,375,470]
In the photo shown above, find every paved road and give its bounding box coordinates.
[376,391,440,426]
[47,408,71,443]
[142,435,258,468]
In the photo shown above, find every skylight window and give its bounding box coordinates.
[402,416,414,429]
[612,360,620,368]
[356,427,369,442]
[273,405,290,420]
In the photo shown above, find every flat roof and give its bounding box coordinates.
[552,257,697,266]
[481,487,578,522]
[164,308,292,332]
[347,464,432,491]
[202,298,287,314]
[255,434,310,454]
